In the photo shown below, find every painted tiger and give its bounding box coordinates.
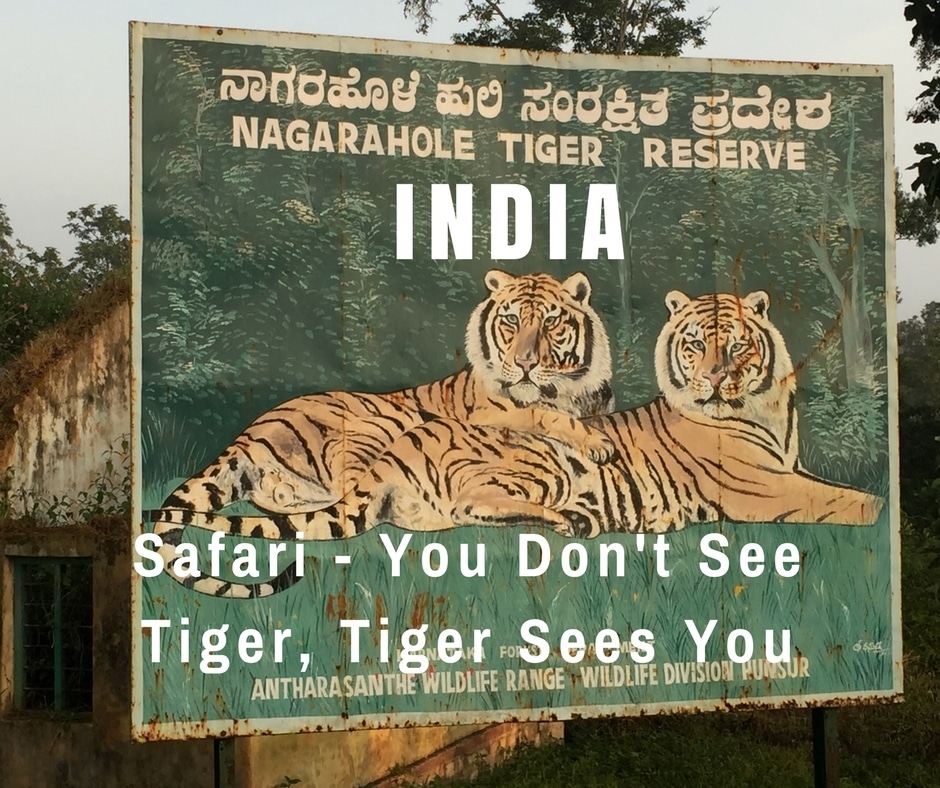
[655,289,798,470]
[151,289,883,598]
[149,269,615,585]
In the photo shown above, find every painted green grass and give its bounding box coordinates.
[140,505,896,724]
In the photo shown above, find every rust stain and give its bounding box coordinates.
[731,249,745,293]
[372,594,388,646]
[410,592,430,629]
[326,592,349,620]
[129,680,903,740]
[433,595,450,627]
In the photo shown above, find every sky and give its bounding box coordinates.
[0,0,936,320]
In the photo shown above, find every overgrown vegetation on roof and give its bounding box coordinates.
[0,267,129,447]
[1,200,129,368]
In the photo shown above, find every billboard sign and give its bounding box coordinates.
[130,22,900,740]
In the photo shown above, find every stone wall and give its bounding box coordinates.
[0,302,131,510]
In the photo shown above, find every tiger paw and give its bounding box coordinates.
[583,431,615,464]
[552,520,575,538]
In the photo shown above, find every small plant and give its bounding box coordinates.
[72,437,131,520]
[0,465,15,520]
[0,436,130,525]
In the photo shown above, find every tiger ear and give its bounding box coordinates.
[484,269,515,293]
[665,290,690,316]
[562,272,591,303]
[744,290,770,317]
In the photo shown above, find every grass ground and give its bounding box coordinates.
[423,522,940,788]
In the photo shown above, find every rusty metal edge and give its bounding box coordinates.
[129,20,893,77]
[129,19,146,741]
[130,689,903,742]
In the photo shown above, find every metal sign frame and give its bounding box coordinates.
[130,21,900,741]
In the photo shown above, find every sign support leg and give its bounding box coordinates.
[214,738,236,788]
[812,707,839,788]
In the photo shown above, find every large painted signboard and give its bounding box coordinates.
[130,22,900,740]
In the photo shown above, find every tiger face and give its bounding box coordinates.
[465,270,613,415]
[655,290,796,435]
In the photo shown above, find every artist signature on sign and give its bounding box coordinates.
[853,640,887,655]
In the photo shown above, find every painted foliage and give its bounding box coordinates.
[131,23,899,739]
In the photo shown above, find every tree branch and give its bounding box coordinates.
[479,0,512,27]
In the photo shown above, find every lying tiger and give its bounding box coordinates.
[151,270,616,574]
[153,289,883,598]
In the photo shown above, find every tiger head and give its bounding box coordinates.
[466,270,614,417]
[655,290,796,437]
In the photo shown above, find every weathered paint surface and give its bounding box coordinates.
[131,22,900,741]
